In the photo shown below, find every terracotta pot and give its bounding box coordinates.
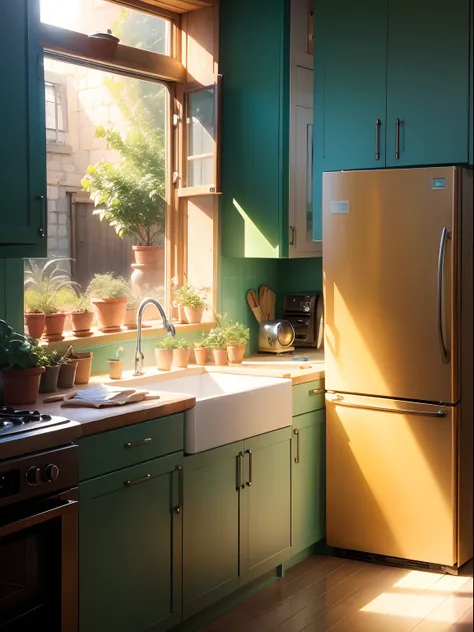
[133,245,164,266]
[178,305,188,324]
[0,366,45,406]
[71,311,94,337]
[173,348,191,368]
[57,359,78,390]
[227,344,247,364]
[184,305,204,324]
[71,352,93,385]
[124,307,138,330]
[212,349,228,366]
[155,348,173,371]
[91,297,127,332]
[194,347,208,365]
[25,313,45,339]
[44,313,67,342]
[107,359,123,380]
[39,364,60,393]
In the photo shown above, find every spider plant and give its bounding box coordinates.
[24,258,78,314]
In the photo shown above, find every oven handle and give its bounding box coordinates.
[0,499,78,539]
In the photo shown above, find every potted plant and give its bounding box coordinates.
[38,347,62,394]
[0,320,45,405]
[225,322,250,364]
[155,335,177,371]
[204,327,229,366]
[24,288,45,339]
[81,124,166,294]
[174,284,208,324]
[124,290,139,330]
[193,338,209,366]
[24,259,78,342]
[71,293,94,337]
[107,346,124,379]
[172,338,191,368]
[87,273,128,333]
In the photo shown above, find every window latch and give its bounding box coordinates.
[172,114,180,127]
[172,172,180,185]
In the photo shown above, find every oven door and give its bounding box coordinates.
[0,488,78,632]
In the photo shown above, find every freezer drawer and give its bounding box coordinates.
[326,393,457,566]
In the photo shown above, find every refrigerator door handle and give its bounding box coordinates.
[437,226,451,365]
[326,395,447,418]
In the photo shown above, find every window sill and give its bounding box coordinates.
[45,320,216,351]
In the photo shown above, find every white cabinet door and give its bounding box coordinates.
[290,0,314,70]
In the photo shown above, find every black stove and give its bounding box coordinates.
[0,406,70,439]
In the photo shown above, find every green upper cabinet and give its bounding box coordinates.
[220,0,320,258]
[0,0,47,258]
[79,454,183,632]
[385,0,470,167]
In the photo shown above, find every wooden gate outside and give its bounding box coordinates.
[70,194,134,291]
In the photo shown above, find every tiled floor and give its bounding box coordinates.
[200,556,473,632]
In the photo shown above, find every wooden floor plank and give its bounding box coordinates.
[408,577,473,632]
[453,607,473,631]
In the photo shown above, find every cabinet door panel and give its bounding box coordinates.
[386,0,470,166]
[292,410,326,553]
[183,443,241,618]
[0,0,46,255]
[313,0,387,240]
[240,428,292,583]
[79,454,182,632]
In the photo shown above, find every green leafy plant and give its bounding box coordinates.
[24,288,41,314]
[225,322,250,346]
[202,327,229,350]
[87,273,128,299]
[0,320,44,370]
[155,334,179,350]
[72,293,92,313]
[172,337,191,350]
[24,258,78,315]
[37,346,62,367]
[174,284,208,308]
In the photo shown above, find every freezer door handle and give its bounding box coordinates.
[326,395,447,418]
[437,226,451,365]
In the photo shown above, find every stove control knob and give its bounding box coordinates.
[27,466,42,486]
[43,464,60,483]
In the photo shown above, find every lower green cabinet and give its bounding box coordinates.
[79,453,183,632]
[183,428,292,617]
[292,410,326,553]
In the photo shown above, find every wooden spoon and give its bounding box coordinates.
[246,289,263,323]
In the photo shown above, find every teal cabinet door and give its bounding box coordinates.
[79,454,183,632]
[0,0,47,257]
[313,0,387,240]
[292,410,326,553]
[386,0,470,167]
[470,0,473,166]
[240,428,292,584]
[183,442,242,619]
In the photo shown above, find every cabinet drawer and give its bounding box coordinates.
[79,413,184,481]
[292,380,325,416]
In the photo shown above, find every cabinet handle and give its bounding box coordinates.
[236,452,244,491]
[36,195,46,237]
[174,465,183,514]
[289,226,296,246]
[375,119,381,160]
[395,118,401,159]
[124,474,152,487]
[293,428,300,464]
[309,388,324,396]
[245,449,253,487]
[124,438,152,449]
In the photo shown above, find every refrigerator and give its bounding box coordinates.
[323,166,473,571]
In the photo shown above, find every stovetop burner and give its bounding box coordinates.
[0,406,69,439]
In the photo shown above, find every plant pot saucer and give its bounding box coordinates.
[73,330,94,338]
[44,333,65,342]
[98,326,124,333]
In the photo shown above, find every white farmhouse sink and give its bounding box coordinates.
[117,372,292,453]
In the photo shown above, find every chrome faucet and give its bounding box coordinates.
[134,298,176,375]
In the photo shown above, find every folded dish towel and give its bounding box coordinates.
[60,385,158,408]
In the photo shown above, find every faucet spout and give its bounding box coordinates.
[134,298,175,376]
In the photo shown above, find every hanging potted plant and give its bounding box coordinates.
[24,259,78,342]
[225,322,250,364]
[172,338,192,369]
[0,320,45,405]
[81,124,166,295]
[174,284,208,324]
[71,293,94,337]
[38,347,63,394]
[24,289,45,339]
[155,334,177,371]
[87,273,128,333]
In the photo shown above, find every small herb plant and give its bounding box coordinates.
[174,284,208,308]
[173,337,191,350]
[72,293,92,313]
[24,258,78,314]
[24,288,42,314]
[155,334,179,350]
[87,273,128,299]
[225,322,250,346]
[38,346,62,367]
[0,320,44,370]
[202,327,229,350]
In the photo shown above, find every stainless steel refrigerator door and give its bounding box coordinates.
[323,166,459,404]
[326,393,457,566]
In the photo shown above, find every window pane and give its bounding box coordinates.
[188,157,214,188]
[186,88,215,186]
[40,0,171,55]
[45,101,57,129]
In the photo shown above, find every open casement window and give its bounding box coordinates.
[176,76,222,198]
